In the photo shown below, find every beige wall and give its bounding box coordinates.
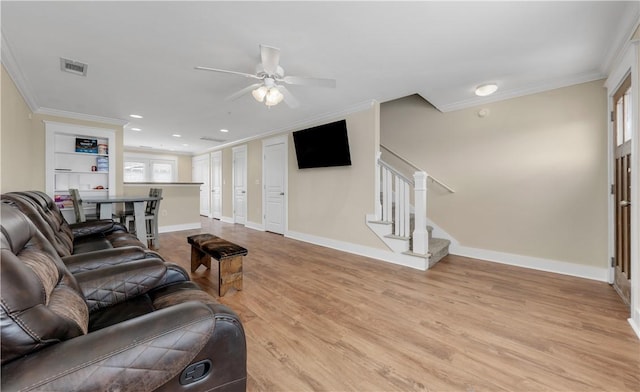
[380,80,609,267]
[247,139,263,224]
[1,65,37,192]
[287,104,385,249]
[177,155,192,182]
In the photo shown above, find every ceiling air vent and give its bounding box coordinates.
[200,136,226,143]
[60,58,88,76]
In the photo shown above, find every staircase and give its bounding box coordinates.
[366,147,453,270]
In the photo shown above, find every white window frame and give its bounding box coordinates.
[124,152,178,183]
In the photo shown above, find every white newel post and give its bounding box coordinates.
[374,152,382,220]
[412,171,428,254]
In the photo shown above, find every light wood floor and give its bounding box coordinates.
[158,218,640,392]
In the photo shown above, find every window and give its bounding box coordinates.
[124,153,177,182]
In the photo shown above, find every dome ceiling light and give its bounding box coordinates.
[475,83,498,97]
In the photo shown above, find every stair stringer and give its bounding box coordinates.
[366,214,427,269]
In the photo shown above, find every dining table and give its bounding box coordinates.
[83,195,162,244]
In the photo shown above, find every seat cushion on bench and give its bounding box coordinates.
[187,234,248,260]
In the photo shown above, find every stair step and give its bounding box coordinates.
[385,234,410,241]
[367,220,392,225]
[428,238,450,268]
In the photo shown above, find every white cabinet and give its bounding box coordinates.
[45,121,116,222]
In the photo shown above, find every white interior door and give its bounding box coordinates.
[211,150,222,220]
[232,145,247,225]
[264,137,286,234]
[192,155,210,217]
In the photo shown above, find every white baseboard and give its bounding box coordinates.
[158,222,201,233]
[629,317,640,340]
[246,220,265,231]
[449,244,609,282]
[285,230,427,270]
[220,216,234,224]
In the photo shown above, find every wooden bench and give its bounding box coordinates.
[187,234,248,296]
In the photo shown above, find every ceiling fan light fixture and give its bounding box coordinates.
[252,86,268,102]
[265,86,284,106]
[475,83,498,97]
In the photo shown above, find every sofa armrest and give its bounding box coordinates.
[74,259,167,312]
[69,220,117,238]
[0,302,224,392]
[62,246,155,273]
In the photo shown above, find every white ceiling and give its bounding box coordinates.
[2,1,638,155]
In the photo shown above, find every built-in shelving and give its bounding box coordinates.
[45,121,116,223]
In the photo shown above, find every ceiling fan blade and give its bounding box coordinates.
[225,83,263,101]
[278,85,300,108]
[195,66,261,80]
[283,75,336,88]
[260,44,281,75]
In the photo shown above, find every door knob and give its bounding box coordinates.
[280,192,285,196]
[620,200,631,207]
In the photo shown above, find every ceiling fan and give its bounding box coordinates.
[195,44,336,108]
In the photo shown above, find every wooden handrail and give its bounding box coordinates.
[380,144,455,193]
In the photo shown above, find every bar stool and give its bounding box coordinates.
[119,188,163,248]
[68,188,98,222]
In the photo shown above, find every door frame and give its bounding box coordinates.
[192,154,211,217]
[605,40,639,336]
[262,135,288,234]
[232,144,248,225]
[210,150,222,220]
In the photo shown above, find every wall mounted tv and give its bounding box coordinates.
[293,120,352,169]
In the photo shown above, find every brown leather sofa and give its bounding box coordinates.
[1,202,247,391]
[2,191,146,256]
[1,192,186,280]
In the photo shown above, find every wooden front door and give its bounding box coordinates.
[613,74,632,305]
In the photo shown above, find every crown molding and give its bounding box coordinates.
[1,31,39,111]
[191,99,376,155]
[430,71,605,113]
[601,4,640,76]
[35,107,129,127]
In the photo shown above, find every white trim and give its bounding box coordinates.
[1,32,39,111]
[158,222,201,233]
[245,221,265,231]
[605,40,639,331]
[602,7,640,76]
[36,107,128,127]
[629,318,640,340]
[193,100,375,155]
[221,216,234,224]
[285,230,428,270]
[262,135,288,235]
[449,244,609,282]
[231,144,247,225]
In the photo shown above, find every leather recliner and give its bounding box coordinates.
[2,191,146,256]
[1,203,247,391]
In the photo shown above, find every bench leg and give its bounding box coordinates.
[190,246,211,273]
[219,256,243,296]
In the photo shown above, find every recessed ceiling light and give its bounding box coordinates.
[130,128,141,131]
[129,114,143,119]
[182,143,189,147]
[220,129,229,133]
[475,83,498,97]
[172,134,182,138]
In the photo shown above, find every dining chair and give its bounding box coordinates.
[120,188,163,248]
[68,188,98,223]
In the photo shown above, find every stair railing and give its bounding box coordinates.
[380,144,455,193]
[375,152,429,255]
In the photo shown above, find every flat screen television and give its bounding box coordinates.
[293,120,351,169]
